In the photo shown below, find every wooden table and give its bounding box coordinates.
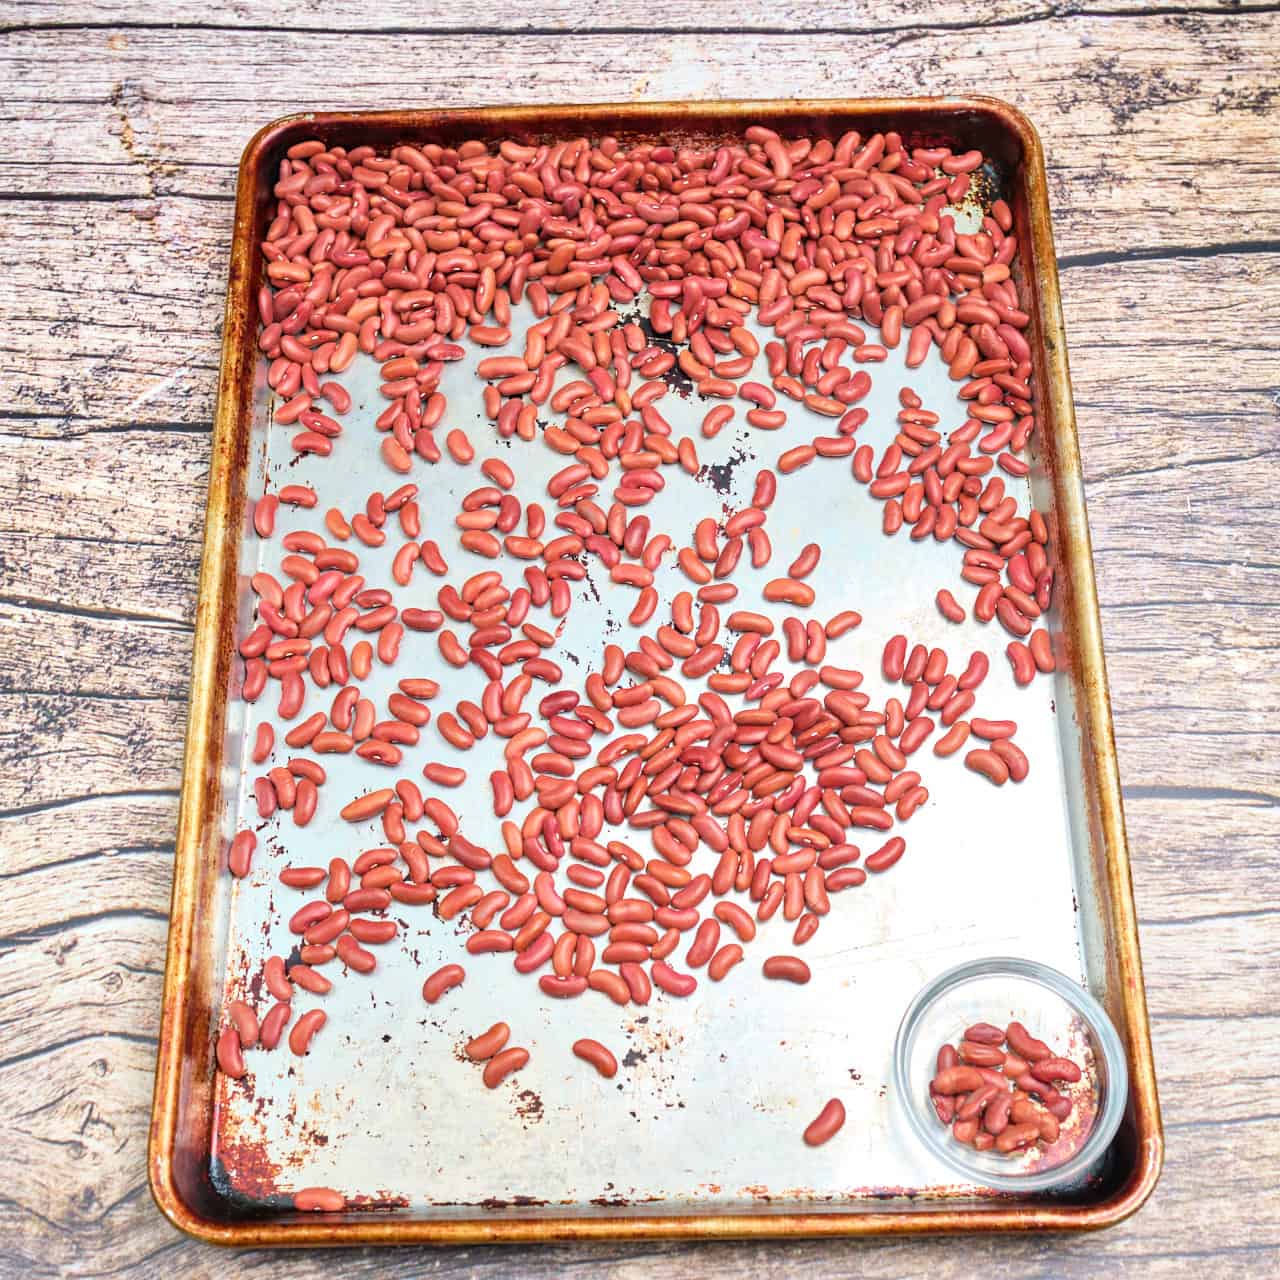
[1,2,1276,1275]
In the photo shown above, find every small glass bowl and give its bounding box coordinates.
[893,957,1128,1193]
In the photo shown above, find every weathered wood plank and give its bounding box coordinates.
[0,602,194,699]
[0,17,1276,262]
[0,694,185,810]
[0,791,177,876]
[7,0,1277,32]
[0,915,167,1064]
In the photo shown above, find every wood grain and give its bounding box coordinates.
[0,1,1277,1276]
[0,14,1277,257]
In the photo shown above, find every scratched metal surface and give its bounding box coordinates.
[209,201,1105,1216]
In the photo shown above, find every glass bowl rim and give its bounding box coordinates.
[892,955,1130,1193]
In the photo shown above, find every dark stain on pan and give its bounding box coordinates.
[634,314,693,397]
[699,440,751,498]
[514,1088,544,1126]
[210,1099,289,1209]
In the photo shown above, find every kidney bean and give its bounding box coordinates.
[936,589,965,623]
[340,789,394,822]
[995,1122,1040,1153]
[998,1024,1049,1064]
[294,1187,345,1212]
[958,1039,1006,1067]
[263,955,292,1002]
[651,961,696,997]
[957,1082,1002,1121]
[465,1022,510,1062]
[701,942,742,981]
[226,1000,259,1049]
[714,901,756,943]
[983,1090,1013,1136]
[1030,1056,1083,1084]
[965,1022,1005,1045]
[289,963,331,995]
[865,837,905,872]
[288,1008,326,1056]
[803,1098,845,1147]
[228,830,256,879]
[258,1001,291,1051]
[422,964,465,1004]
[215,1026,247,1078]
[932,1066,985,1095]
[956,652,989,691]
[1029,627,1056,672]
[965,748,1010,785]
[573,1038,618,1078]
[1006,641,1036,686]
[882,635,907,681]
[762,955,811,984]
[482,1046,530,1088]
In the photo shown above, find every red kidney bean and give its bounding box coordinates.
[228,830,256,878]
[482,1046,529,1088]
[707,943,744,981]
[216,1026,246,1078]
[289,963,331,995]
[288,1008,326,1056]
[957,651,989,690]
[651,961,696,997]
[465,1022,510,1061]
[258,1000,291,1050]
[1006,641,1036,686]
[294,1187,345,1212]
[1030,1056,1082,1084]
[958,1039,1006,1067]
[995,1122,1040,1153]
[882,635,907,681]
[263,955,292,1002]
[932,1066,985,1095]
[1029,627,1056,672]
[965,748,1010,785]
[865,837,905,872]
[991,738,1030,781]
[714,901,756,942]
[936,589,965,623]
[685,919,720,968]
[933,721,971,757]
[226,1000,259,1049]
[957,1082,1003,1121]
[762,955,811,984]
[573,1038,618,1078]
[965,1022,1005,1045]
[422,964,465,1004]
[971,718,1017,740]
[803,1098,846,1147]
[788,543,822,579]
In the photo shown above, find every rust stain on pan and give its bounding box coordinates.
[148,96,1163,1246]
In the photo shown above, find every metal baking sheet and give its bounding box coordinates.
[150,99,1162,1244]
